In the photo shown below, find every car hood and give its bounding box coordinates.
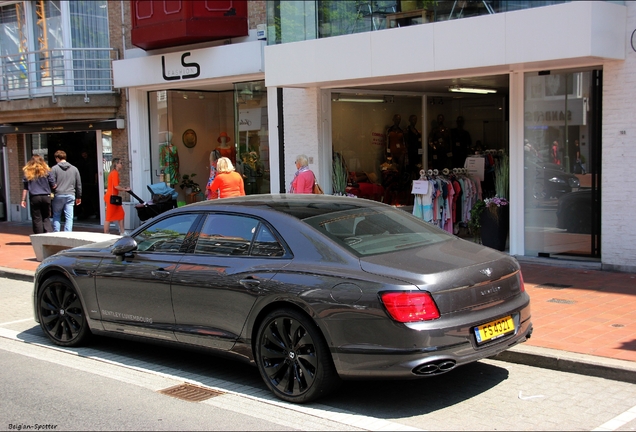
[360,238,523,314]
[56,237,122,256]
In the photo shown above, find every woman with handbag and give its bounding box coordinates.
[104,158,130,234]
[289,154,317,194]
[21,155,56,234]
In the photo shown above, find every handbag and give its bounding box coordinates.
[109,195,122,205]
[312,175,324,195]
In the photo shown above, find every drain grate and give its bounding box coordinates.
[158,383,224,402]
[611,323,625,328]
[536,283,572,290]
[547,298,576,304]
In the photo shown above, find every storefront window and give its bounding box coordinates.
[523,70,598,257]
[331,94,422,205]
[148,83,269,204]
[234,81,269,195]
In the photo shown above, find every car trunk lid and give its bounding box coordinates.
[360,238,523,314]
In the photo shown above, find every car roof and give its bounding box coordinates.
[174,194,384,220]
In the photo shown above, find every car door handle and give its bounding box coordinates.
[240,278,260,289]
[151,270,171,278]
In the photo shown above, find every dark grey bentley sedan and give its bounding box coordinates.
[33,194,532,403]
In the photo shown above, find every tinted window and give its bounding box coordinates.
[134,214,198,252]
[304,207,452,256]
[195,214,258,256]
[251,224,285,257]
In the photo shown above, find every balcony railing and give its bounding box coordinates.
[0,48,118,102]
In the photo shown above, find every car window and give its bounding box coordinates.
[251,224,285,257]
[195,214,259,256]
[304,207,452,256]
[134,214,198,253]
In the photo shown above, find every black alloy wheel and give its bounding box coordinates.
[255,308,340,403]
[38,276,91,347]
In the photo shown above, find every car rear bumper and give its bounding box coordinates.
[330,297,532,379]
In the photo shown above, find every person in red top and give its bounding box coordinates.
[207,157,245,198]
[103,158,130,234]
[289,154,315,194]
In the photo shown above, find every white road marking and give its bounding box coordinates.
[593,404,636,431]
[0,318,33,326]
[0,328,422,431]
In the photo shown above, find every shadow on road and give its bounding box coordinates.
[18,325,509,418]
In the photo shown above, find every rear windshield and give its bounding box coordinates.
[303,207,452,257]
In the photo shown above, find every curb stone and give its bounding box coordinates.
[492,344,636,384]
[0,267,35,283]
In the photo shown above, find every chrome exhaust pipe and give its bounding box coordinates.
[413,359,457,375]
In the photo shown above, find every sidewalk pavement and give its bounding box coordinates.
[1,220,635,384]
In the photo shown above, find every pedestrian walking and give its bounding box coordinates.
[289,154,315,194]
[50,150,82,232]
[21,155,56,234]
[207,157,245,198]
[103,158,130,234]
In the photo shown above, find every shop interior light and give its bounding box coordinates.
[333,94,387,103]
[448,86,497,94]
[239,87,254,103]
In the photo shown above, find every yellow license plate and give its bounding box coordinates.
[474,316,515,344]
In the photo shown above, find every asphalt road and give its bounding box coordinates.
[2,277,636,431]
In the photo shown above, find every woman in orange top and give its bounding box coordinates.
[207,157,245,199]
[104,158,130,234]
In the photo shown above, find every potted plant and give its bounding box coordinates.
[469,153,509,250]
[179,173,200,195]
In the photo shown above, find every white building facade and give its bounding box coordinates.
[112,1,635,272]
[263,1,635,272]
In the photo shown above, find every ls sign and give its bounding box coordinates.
[162,52,200,81]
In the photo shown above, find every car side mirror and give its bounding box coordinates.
[112,236,138,256]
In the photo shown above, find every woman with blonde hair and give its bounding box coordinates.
[21,155,56,233]
[207,157,245,198]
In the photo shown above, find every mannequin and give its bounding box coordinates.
[216,132,236,165]
[380,153,399,205]
[405,114,422,176]
[159,132,179,187]
[428,114,451,170]
[450,115,472,168]
[386,114,406,169]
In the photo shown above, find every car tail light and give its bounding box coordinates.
[519,271,526,292]
[380,292,440,322]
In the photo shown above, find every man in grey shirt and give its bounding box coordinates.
[51,150,82,232]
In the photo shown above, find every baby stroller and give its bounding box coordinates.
[128,182,178,222]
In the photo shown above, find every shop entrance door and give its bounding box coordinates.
[27,131,102,226]
[523,69,601,259]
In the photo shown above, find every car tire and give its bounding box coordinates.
[37,276,91,347]
[255,308,340,403]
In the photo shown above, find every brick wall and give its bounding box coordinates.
[248,1,267,29]
[108,1,132,54]
[282,88,322,191]
[107,2,131,201]
[600,2,636,271]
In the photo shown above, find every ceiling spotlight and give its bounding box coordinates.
[449,86,497,94]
